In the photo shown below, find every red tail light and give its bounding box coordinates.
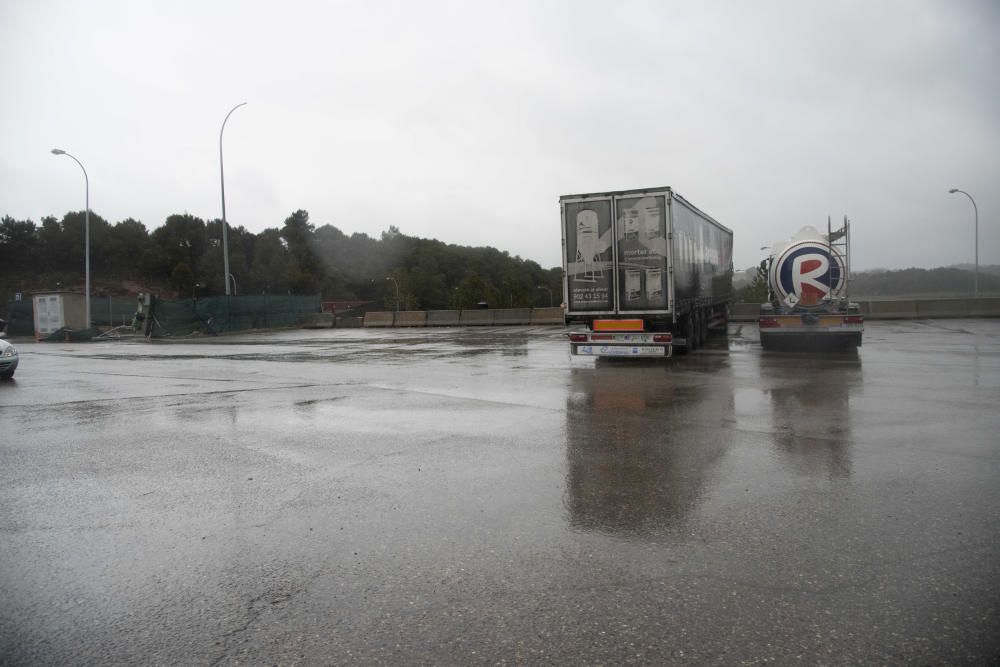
[844,315,864,324]
[759,317,780,329]
[652,334,672,343]
[591,334,613,341]
[569,333,588,342]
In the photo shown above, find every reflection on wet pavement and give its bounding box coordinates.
[760,355,860,478]
[565,360,734,536]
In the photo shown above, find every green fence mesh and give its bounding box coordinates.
[147,295,321,337]
[3,299,35,336]
[91,297,142,327]
[4,295,321,338]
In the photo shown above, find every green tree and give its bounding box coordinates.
[453,271,491,309]
[280,210,324,293]
[741,259,770,303]
[170,262,195,296]
[3,204,574,306]
[0,216,39,274]
[253,229,291,294]
[106,218,149,281]
[151,214,209,279]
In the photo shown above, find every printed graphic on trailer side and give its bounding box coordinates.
[616,195,668,311]
[564,199,614,311]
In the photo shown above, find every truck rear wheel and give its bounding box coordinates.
[687,314,699,351]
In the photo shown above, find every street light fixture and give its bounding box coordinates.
[536,285,553,307]
[220,102,247,296]
[385,276,400,312]
[949,188,979,298]
[50,148,91,328]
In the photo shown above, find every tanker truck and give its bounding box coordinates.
[561,187,734,358]
[758,218,863,350]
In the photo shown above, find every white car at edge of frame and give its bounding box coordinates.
[0,338,18,380]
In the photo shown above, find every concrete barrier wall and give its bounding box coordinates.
[460,309,495,326]
[363,308,567,328]
[916,299,967,318]
[866,300,918,319]
[970,298,1000,317]
[733,298,1000,321]
[299,313,334,328]
[363,299,1000,328]
[363,312,395,327]
[494,308,532,325]
[427,310,460,326]
[730,303,759,322]
[395,311,427,327]
[335,316,363,328]
[531,307,566,325]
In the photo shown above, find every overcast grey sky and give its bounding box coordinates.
[2,0,997,271]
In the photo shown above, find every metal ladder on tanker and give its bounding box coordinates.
[826,216,851,308]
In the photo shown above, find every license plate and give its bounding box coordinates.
[576,345,665,357]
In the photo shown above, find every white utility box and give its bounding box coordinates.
[32,292,87,338]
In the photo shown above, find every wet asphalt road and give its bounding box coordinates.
[1,320,998,665]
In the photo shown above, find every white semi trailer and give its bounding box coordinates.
[561,187,734,358]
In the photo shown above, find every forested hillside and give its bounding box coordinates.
[850,267,1000,297]
[734,263,1000,301]
[0,210,561,310]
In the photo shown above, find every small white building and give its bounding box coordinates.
[32,292,87,338]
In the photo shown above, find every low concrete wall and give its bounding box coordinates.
[361,299,999,328]
[460,309,495,326]
[970,298,1000,317]
[494,308,532,325]
[427,310,460,326]
[531,307,566,325]
[730,303,759,322]
[865,300,918,319]
[733,298,1000,321]
[363,312,395,327]
[335,316,363,328]
[395,311,427,327]
[363,308,567,328]
[299,313,334,328]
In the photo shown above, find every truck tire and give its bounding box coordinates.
[687,314,699,351]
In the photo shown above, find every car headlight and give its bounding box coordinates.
[2,347,16,357]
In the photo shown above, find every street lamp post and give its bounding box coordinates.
[50,148,91,328]
[385,277,400,312]
[949,189,979,298]
[536,285,553,307]
[220,102,247,296]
